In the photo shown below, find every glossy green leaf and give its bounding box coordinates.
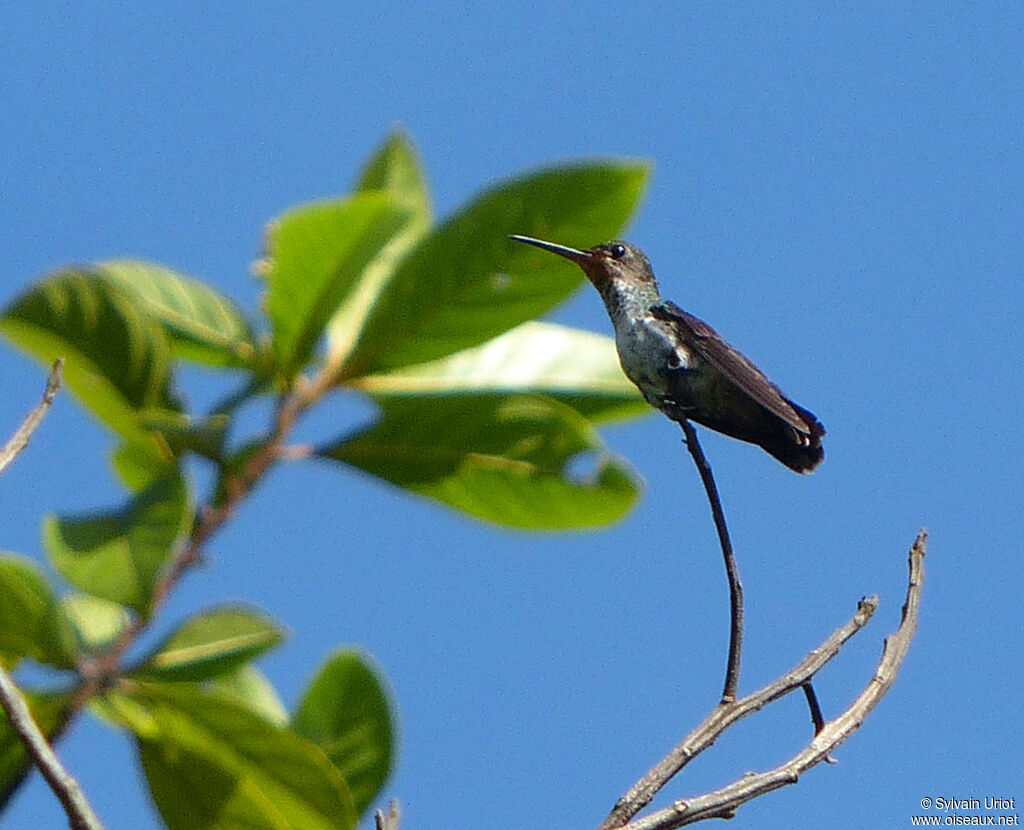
[0,691,73,809]
[95,260,261,369]
[108,684,357,830]
[353,321,649,423]
[59,593,131,653]
[44,474,191,615]
[355,128,431,217]
[338,161,649,376]
[292,650,394,817]
[0,554,67,668]
[0,271,177,441]
[208,665,288,727]
[327,133,434,366]
[265,193,414,376]
[135,606,285,682]
[321,395,642,529]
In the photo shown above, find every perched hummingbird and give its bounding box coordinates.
[509,235,825,472]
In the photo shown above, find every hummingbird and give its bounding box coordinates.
[509,235,825,472]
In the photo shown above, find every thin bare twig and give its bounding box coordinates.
[801,682,826,736]
[800,681,837,764]
[679,422,743,704]
[0,670,103,830]
[0,359,63,477]
[601,531,926,830]
[0,361,104,829]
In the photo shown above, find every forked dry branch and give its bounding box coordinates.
[597,466,925,830]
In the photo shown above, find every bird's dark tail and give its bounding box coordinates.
[680,400,825,473]
[759,400,825,473]
[663,396,825,473]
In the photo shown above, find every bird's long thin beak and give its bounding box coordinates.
[509,234,590,263]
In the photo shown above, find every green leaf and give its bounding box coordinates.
[338,161,649,376]
[94,260,261,369]
[108,684,357,830]
[138,409,229,461]
[59,593,131,653]
[44,474,191,615]
[355,128,431,217]
[0,554,68,668]
[110,435,179,491]
[353,321,649,423]
[0,271,177,441]
[0,691,73,809]
[327,138,433,369]
[321,395,642,529]
[135,606,285,682]
[265,193,414,376]
[208,665,289,727]
[292,650,394,818]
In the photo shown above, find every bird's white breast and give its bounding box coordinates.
[612,311,693,399]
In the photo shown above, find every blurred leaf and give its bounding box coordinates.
[0,691,73,809]
[292,650,394,817]
[208,665,288,727]
[338,161,649,376]
[0,554,68,668]
[327,132,433,365]
[135,606,285,682]
[0,271,177,441]
[265,193,413,376]
[138,409,229,461]
[108,683,357,830]
[355,128,431,217]
[44,474,191,616]
[110,435,178,491]
[321,395,641,529]
[95,260,261,369]
[59,593,131,654]
[353,321,648,423]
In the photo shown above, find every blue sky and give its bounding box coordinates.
[2,3,1022,828]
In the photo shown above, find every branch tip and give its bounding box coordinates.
[0,361,65,477]
[45,358,65,401]
[375,799,401,830]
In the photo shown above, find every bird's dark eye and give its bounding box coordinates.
[610,244,627,259]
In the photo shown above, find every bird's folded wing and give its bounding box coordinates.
[649,300,821,437]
